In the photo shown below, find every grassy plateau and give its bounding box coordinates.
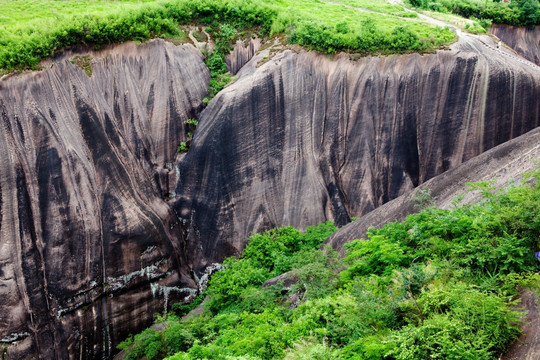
[1,0,538,71]
[0,0,459,71]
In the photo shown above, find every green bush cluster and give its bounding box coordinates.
[201,23,239,103]
[118,324,196,360]
[409,0,540,26]
[289,18,453,54]
[119,168,540,360]
[205,222,338,314]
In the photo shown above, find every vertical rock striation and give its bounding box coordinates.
[1,29,539,359]
[325,126,540,253]
[0,40,209,359]
[175,36,540,273]
[225,38,262,75]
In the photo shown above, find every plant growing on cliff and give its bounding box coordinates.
[177,142,188,152]
[69,55,93,76]
[202,23,239,102]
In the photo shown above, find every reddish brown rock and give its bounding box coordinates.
[0,40,209,359]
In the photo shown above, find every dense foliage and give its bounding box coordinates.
[2,0,538,71]
[409,0,540,26]
[120,169,540,360]
[0,0,458,71]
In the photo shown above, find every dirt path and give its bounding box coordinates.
[502,290,540,360]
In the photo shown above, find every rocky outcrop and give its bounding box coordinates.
[490,24,540,66]
[1,29,540,359]
[175,35,540,273]
[325,126,540,252]
[0,40,209,359]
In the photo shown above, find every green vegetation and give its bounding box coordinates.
[119,169,540,360]
[409,0,540,26]
[70,55,93,76]
[178,119,198,153]
[202,24,238,103]
[0,0,459,71]
[2,0,538,71]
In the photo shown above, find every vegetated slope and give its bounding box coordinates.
[175,34,540,275]
[490,24,540,66]
[119,167,540,360]
[0,40,208,359]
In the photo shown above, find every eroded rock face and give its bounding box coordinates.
[1,30,540,359]
[175,36,540,273]
[325,126,540,253]
[0,40,209,359]
[490,24,540,66]
[225,38,262,75]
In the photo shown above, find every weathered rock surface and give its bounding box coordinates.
[490,24,540,66]
[0,40,209,359]
[225,38,262,75]
[325,125,540,252]
[175,35,540,273]
[1,28,540,360]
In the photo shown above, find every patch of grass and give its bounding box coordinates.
[334,0,419,17]
[408,0,540,27]
[70,55,93,76]
[0,0,459,71]
[164,29,188,45]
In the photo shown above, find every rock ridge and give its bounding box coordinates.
[175,35,540,273]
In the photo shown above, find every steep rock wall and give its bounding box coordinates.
[0,40,209,359]
[490,24,540,66]
[225,38,262,75]
[175,36,540,272]
[325,126,540,253]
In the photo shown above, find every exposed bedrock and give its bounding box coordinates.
[0,40,209,359]
[176,36,540,272]
[490,24,540,66]
[225,38,262,75]
[326,126,540,253]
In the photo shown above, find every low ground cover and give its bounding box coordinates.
[0,0,456,70]
[120,169,540,359]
